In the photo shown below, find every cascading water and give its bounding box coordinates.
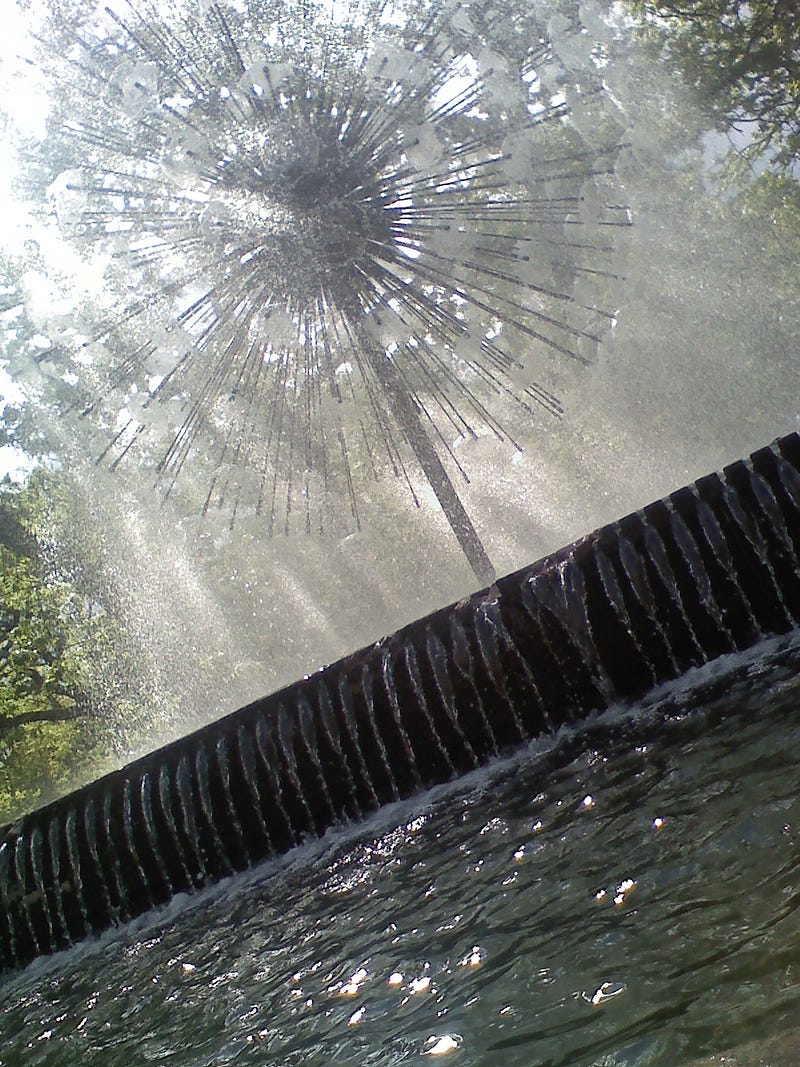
[2,430,800,973]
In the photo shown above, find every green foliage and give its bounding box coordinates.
[735,169,800,232]
[628,0,800,171]
[0,548,78,718]
[1,250,80,464]
[0,472,120,822]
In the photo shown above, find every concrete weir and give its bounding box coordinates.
[3,432,800,973]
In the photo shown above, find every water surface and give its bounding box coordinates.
[3,637,800,1066]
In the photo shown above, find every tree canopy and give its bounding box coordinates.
[0,470,149,822]
[629,0,800,173]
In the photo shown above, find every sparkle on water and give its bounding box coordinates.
[3,635,800,1066]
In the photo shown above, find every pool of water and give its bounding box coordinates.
[2,637,800,1066]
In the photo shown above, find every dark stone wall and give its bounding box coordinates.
[2,433,800,974]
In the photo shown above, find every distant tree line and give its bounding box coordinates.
[0,474,102,819]
[0,470,159,823]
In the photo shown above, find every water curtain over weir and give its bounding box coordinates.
[12,0,626,584]
[2,431,800,975]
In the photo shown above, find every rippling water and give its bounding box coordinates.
[3,637,800,1066]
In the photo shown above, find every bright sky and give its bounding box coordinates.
[0,366,32,480]
[0,5,42,479]
[0,4,82,479]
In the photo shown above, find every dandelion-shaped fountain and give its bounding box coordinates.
[22,0,625,583]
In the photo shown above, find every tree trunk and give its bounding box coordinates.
[0,707,84,733]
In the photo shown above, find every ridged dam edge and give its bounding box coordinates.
[2,431,800,973]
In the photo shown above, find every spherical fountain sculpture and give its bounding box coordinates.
[15,0,625,584]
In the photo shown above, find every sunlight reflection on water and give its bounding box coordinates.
[3,636,800,1066]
